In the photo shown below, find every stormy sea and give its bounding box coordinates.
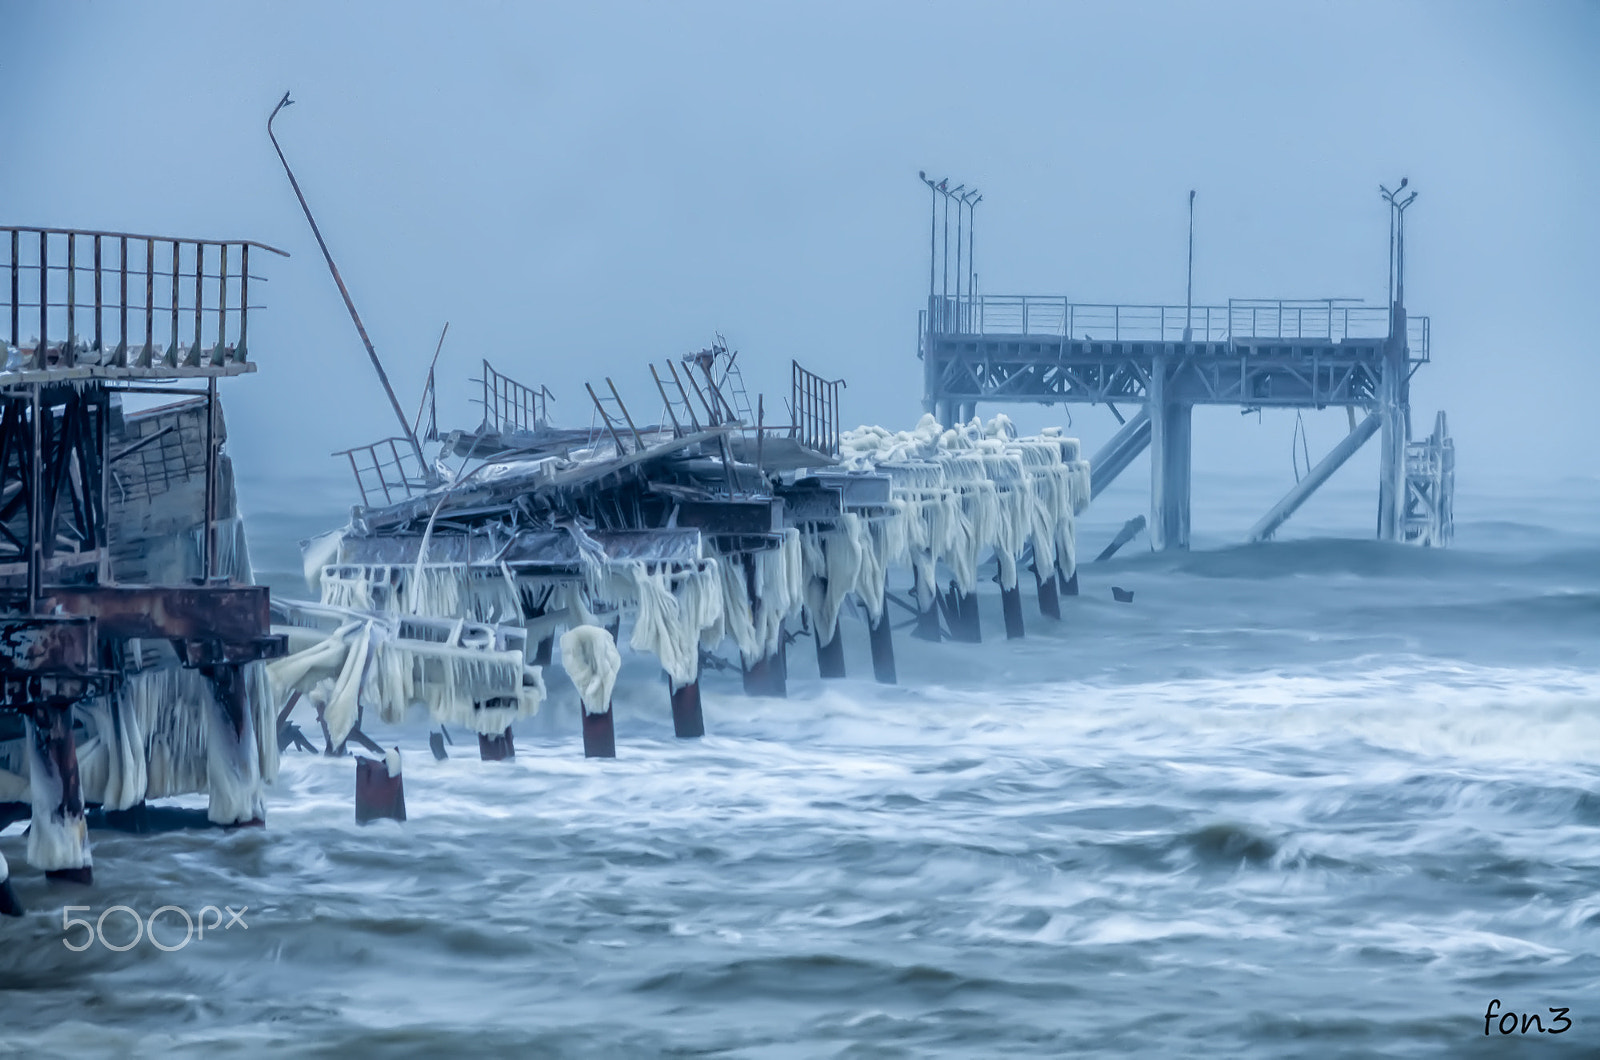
[2,466,1597,1058]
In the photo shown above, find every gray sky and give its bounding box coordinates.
[4,1,1596,517]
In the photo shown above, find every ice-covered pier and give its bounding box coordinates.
[0,226,289,908]
[273,345,1091,778]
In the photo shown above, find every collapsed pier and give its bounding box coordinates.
[273,346,1092,769]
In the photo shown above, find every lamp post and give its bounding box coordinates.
[949,184,966,329]
[960,189,980,331]
[920,171,939,329]
[1184,189,1196,342]
[1379,178,1417,324]
[269,91,428,474]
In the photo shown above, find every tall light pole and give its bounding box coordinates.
[920,171,939,326]
[1184,189,1196,342]
[950,184,966,327]
[268,91,428,474]
[939,178,952,330]
[960,189,980,331]
[1379,178,1416,323]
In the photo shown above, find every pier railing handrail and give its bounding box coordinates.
[333,436,434,508]
[791,359,846,458]
[473,359,552,435]
[2,224,287,370]
[923,294,1429,360]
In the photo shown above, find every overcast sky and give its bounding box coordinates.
[3,1,1596,525]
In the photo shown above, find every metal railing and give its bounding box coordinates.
[333,437,434,508]
[925,294,1430,360]
[2,226,288,369]
[791,359,845,458]
[475,359,551,435]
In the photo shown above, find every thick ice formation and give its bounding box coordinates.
[560,624,622,715]
[838,414,1090,596]
[266,610,545,739]
[11,663,280,836]
[25,719,91,872]
[274,413,1086,734]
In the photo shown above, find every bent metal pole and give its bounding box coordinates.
[267,92,428,474]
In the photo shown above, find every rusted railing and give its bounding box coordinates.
[791,360,845,458]
[333,437,434,508]
[1,226,288,370]
[475,359,551,435]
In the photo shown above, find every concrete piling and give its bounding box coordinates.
[670,678,704,738]
[355,751,406,824]
[868,607,897,684]
[1035,564,1061,619]
[478,727,515,761]
[582,706,617,758]
[1000,585,1026,639]
[815,624,846,679]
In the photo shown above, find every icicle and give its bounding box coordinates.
[25,716,91,872]
[204,676,264,826]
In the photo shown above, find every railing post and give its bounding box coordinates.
[143,239,154,364]
[217,243,228,363]
[116,236,127,365]
[1114,304,1120,342]
[193,242,204,364]
[8,229,17,349]
[38,231,48,368]
[66,233,76,364]
[1022,298,1029,336]
[92,234,102,355]
[169,241,180,365]
[238,244,249,361]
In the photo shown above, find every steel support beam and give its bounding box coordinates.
[1148,355,1192,551]
[1089,408,1151,501]
[1250,412,1382,543]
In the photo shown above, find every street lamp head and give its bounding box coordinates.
[267,90,296,137]
[1399,177,1408,189]
[919,170,926,180]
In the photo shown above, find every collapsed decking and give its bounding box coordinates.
[0,226,288,910]
[274,347,1092,769]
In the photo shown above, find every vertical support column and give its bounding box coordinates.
[940,581,982,643]
[867,605,896,684]
[912,561,942,642]
[815,623,846,678]
[27,387,42,610]
[1000,585,1025,639]
[1035,562,1061,619]
[203,376,217,581]
[670,677,704,738]
[203,664,265,826]
[1376,318,1407,542]
[1148,352,1192,552]
[740,554,788,697]
[0,849,22,916]
[582,706,617,758]
[27,703,92,883]
[355,751,406,824]
[478,727,515,760]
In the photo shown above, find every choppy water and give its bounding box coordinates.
[2,469,1597,1057]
